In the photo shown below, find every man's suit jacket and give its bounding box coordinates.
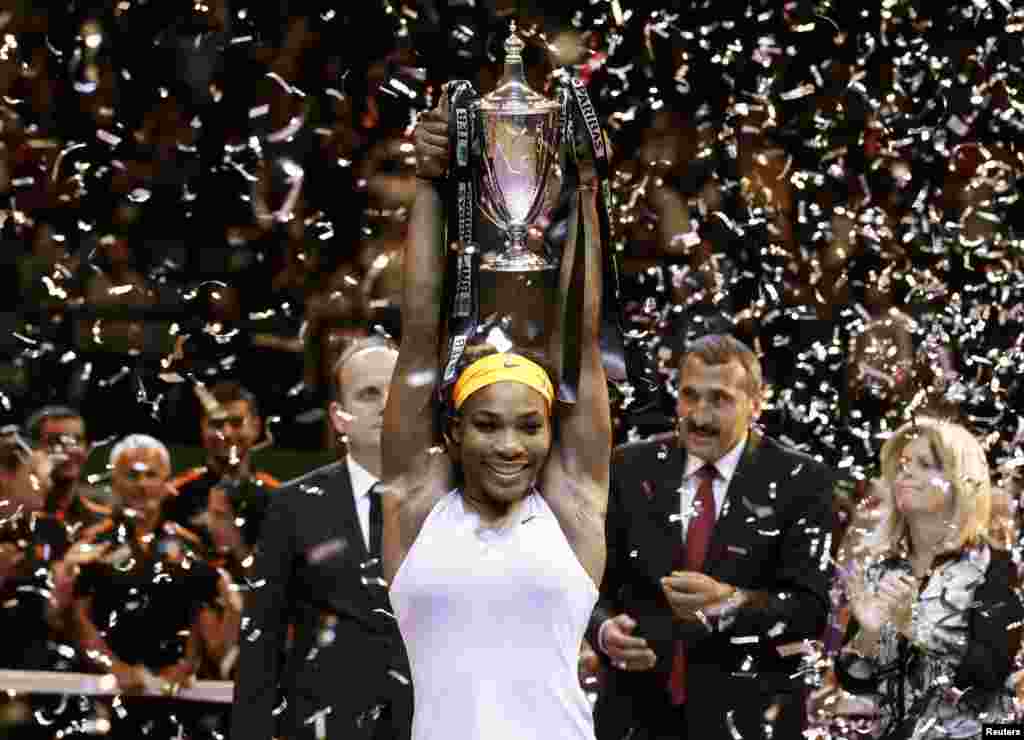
[230,462,412,740]
[588,431,837,740]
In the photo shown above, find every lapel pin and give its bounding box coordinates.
[307,538,347,564]
[741,495,774,519]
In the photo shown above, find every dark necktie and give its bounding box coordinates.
[668,463,718,705]
[368,483,382,558]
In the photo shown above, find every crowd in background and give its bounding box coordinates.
[1,0,1024,737]
[0,0,1021,467]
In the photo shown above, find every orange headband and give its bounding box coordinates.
[452,353,555,412]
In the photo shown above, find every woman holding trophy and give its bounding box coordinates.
[379,42,612,740]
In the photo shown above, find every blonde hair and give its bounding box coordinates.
[874,417,992,556]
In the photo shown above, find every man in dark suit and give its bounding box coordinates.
[231,336,411,740]
[588,334,836,740]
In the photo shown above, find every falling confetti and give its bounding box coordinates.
[2,1,1024,736]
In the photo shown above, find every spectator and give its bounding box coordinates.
[164,380,280,543]
[0,426,55,599]
[0,425,104,737]
[71,434,228,740]
[17,215,80,309]
[82,231,156,354]
[25,404,110,527]
[836,417,1023,737]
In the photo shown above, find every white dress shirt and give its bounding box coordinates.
[345,455,379,552]
[677,436,748,545]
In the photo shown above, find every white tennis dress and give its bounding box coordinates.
[389,489,598,740]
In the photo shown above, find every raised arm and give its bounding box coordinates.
[541,155,612,583]
[381,103,449,483]
[381,103,457,585]
[551,179,612,494]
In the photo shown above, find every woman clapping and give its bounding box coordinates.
[837,417,1023,738]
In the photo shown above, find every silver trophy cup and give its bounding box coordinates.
[473,25,561,271]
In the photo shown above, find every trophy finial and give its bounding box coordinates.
[504,21,525,63]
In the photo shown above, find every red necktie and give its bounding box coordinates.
[668,463,717,705]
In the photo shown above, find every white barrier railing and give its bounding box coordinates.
[0,670,233,703]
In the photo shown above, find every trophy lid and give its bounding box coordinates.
[478,22,559,113]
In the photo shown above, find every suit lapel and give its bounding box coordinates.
[333,462,370,563]
[296,462,391,633]
[636,439,687,578]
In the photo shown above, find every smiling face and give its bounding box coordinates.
[891,434,954,519]
[879,419,992,554]
[111,446,171,516]
[676,356,761,463]
[452,381,553,513]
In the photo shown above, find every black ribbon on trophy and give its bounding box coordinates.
[556,73,627,402]
[436,26,650,409]
[439,79,482,399]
